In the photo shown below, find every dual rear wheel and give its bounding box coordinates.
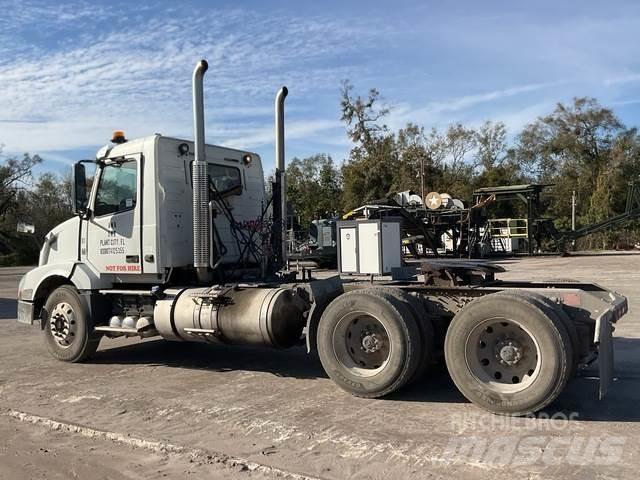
[445,291,574,415]
[316,288,428,398]
[318,288,575,416]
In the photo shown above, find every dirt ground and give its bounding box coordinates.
[1,253,640,480]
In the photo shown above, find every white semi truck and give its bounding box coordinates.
[17,60,628,416]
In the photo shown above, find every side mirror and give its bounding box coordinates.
[72,162,88,215]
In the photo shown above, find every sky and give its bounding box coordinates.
[1,0,640,176]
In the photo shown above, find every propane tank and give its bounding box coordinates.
[154,286,306,348]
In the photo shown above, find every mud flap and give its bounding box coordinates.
[595,314,614,400]
[304,276,344,353]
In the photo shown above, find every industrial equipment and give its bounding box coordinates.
[287,218,338,268]
[16,59,628,416]
[337,218,403,275]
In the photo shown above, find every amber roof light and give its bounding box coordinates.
[111,130,127,144]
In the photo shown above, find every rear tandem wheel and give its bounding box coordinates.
[358,286,435,384]
[444,291,573,416]
[316,289,423,398]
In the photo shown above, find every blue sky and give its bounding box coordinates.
[1,0,640,176]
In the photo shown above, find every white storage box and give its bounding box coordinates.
[337,218,402,275]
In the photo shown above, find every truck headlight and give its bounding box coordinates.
[18,288,32,301]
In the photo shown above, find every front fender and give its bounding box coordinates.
[19,262,77,302]
[18,262,110,326]
[18,263,77,326]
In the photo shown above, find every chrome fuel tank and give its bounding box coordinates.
[154,286,306,348]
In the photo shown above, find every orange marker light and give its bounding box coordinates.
[111,130,127,144]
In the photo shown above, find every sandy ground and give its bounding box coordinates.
[1,253,640,479]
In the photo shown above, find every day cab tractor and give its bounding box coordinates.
[17,60,628,416]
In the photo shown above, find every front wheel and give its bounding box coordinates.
[43,285,101,362]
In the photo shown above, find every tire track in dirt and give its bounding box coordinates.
[5,409,325,480]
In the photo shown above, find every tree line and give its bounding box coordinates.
[2,85,640,265]
[286,84,640,249]
[0,147,72,265]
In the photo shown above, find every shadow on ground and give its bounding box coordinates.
[91,336,640,418]
[0,298,17,320]
[547,336,640,422]
[93,339,326,380]
[91,339,468,404]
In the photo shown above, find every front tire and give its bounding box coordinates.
[317,289,422,398]
[43,285,101,362]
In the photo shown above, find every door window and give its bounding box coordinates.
[94,160,137,216]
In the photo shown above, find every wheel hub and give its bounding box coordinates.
[361,332,382,353]
[496,340,523,366]
[54,316,65,332]
[332,313,391,376]
[49,302,77,348]
[464,319,540,393]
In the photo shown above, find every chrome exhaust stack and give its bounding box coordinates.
[275,86,288,269]
[192,59,210,283]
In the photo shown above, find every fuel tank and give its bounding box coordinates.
[154,286,306,348]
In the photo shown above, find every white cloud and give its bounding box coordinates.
[2,0,640,173]
[385,82,556,132]
[425,83,554,114]
[0,2,378,160]
[604,73,640,86]
[224,119,341,149]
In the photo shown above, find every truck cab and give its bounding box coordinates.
[19,134,266,321]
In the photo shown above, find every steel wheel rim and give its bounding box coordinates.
[49,302,77,348]
[332,311,391,377]
[464,317,541,393]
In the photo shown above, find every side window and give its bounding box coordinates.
[208,164,242,195]
[94,160,137,216]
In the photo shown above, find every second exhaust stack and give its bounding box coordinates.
[275,86,288,269]
[192,59,210,282]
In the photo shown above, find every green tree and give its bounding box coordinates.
[286,154,341,229]
[475,121,507,171]
[514,97,640,246]
[437,123,477,200]
[0,145,76,264]
[340,80,396,209]
[474,121,523,190]
[28,172,73,245]
[0,148,42,218]
[0,147,43,263]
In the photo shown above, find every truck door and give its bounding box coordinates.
[84,155,142,275]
